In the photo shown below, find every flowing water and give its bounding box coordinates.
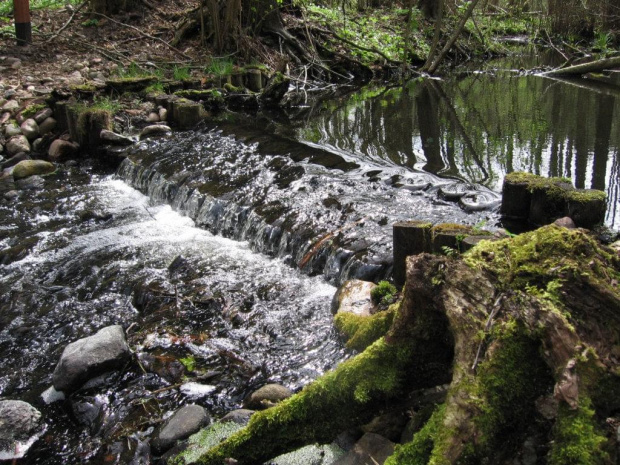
[1,53,619,463]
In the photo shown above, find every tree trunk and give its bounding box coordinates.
[543,56,620,76]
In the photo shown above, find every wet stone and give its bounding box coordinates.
[52,325,131,393]
[48,139,79,161]
[16,175,45,190]
[38,117,57,136]
[100,129,134,146]
[152,404,210,454]
[20,118,39,140]
[2,152,32,169]
[33,107,53,124]
[331,279,376,316]
[140,124,172,139]
[0,400,42,459]
[220,409,255,425]
[12,159,55,180]
[243,383,293,410]
[6,135,31,155]
[5,122,22,138]
[333,433,394,465]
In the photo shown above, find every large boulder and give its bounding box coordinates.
[139,124,171,139]
[243,384,293,410]
[52,325,131,393]
[152,405,210,453]
[6,135,30,155]
[331,279,376,316]
[100,129,134,146]
[12,160,55,180]
[48,139,79,161]
[0,400,42,459]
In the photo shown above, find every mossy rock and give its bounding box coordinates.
[12,160,56,180]
[105,77,157,93]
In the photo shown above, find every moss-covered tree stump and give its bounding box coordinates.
[172,225,620,465]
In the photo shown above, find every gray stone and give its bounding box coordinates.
[100,129,134,146]
[220,409,254,425]
[0,400,42,459]
[152,405,210,453]
[243,384,293,410]
[0,112,11,125]
[2,99,19,113]
[38,117,57,136]
[16,174,45,190]
[5,122,22,137]
[4,190,19,200]
[48,139,79,162]
[52,325,131,393]
[158,107,168,121]
[12,160,56,180]
[32,138,44,153]
[332,433,395,465]
[331,280,376,316]
[2,152,31,169]
[146,112,160,123]
[6,135,31,155]
[270,443,346,465]
[33,107,53,124]
[553,216,577,229]
[139,124,171,139]
[21,118,39,140]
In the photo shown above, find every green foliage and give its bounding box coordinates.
[549,399,609,464]
[370,280,397,305]
[0,0,80,15]
[81,19,99,27]
[21,104,47,119]
[334,305,396,351]
[115,62,163,79]
[173,66,191,81]
[144,82,165,94]
[206,58,234,77]
[594,31,612,53]
[385,404,446,465]
[179,356,196,372]
[91,96,122,113]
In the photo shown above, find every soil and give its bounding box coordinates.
[0,0,228,88]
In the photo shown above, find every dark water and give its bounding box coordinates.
[281,54,620,230]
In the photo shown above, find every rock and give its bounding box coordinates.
[32,138,44,153]
[171,100,205,130]
[331,279,376,316]
[139,124,171,139]
[12,160,56,180]
[220,409,255,425]
[6,135,31,155]
[48,139,79,162]
[5,122,22,137]
[20,118,39,140]
[332,433,394,465]
[158,107,168,121]
[270,444,345,465]
[146,112,160,123]
[4,190,19,200]
[152,405,210,453]
[52,325,131,393]
[553,216,577,229]
[16,175,45,190]
[243,383,293,410]
[2,152,31,169]
[361,411,409,443]
[0,112,11,125]
[100,129,134,146]
[38,117,57,136]
[33,107,53,124]
[2,99,19,113]
[0,400,42,459]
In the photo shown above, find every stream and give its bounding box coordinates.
[1,54,619,463]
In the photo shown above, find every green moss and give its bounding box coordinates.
[370,280,397,305]
[178,422,244,465]
[20,103,46,119]
[473,321,553,453]
[176,337,415,465]
[334,305,396,351]
[464,225,620,306]
[385,404,446,465]
[565,188,607,204]
[549,399,609,465]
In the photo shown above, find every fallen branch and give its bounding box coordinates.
[316,27,400,65]
[542,56,620,77]
[45,1,88,43]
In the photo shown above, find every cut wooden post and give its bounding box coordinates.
[14,0,32,46]
[393,221,432,287]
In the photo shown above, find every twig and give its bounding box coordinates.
[151,383,182,395]
[90,12,193,60]
[45,1,88,43]
[544,30,570,63]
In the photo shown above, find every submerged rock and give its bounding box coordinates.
[243,384,293,410]
[220,409,255,426]
[0,400,43,460]
[333,433,394,465]
[140,124,171,139]
[100,129,134,146]
[52,325,131,393]
[152,405,210,454]
[331,279,376,316]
